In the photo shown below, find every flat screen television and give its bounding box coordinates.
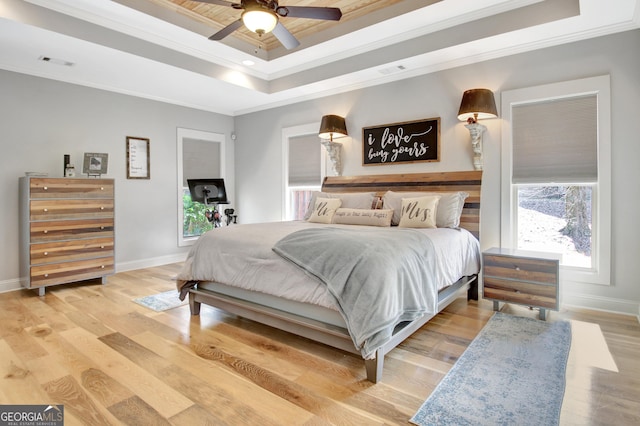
[187,178,229,205]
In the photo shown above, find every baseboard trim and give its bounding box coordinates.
[0,253,187,294]
[562,291,640,317]
[116,253,187,273]
[0,278,22,294]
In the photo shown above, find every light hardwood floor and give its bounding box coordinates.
[1,263,638,425]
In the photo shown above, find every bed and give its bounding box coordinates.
[177,171,482,383]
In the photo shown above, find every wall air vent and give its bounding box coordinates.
[38,56,75,67]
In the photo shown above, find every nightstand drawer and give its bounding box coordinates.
[484,254,557,284]
[483,276,557,309]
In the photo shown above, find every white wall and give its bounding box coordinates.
[0,70,235,290]
[234,30,640,315]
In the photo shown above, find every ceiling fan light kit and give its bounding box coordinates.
[242,8,278,35]
[199,0,342,50]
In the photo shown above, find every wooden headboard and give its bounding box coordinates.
[322,171,482,240]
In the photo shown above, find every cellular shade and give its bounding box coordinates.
[512,94,598,184]
[288,134,321,186]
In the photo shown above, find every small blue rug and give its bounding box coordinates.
[133,290,186,312]
[411,312,571,426]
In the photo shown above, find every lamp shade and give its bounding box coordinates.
[457,88,498,121]
[318,115,348,140]
[242,9,278,34]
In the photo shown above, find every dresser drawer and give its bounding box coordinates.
[29,178,114,199]
[30,218,114,242]
[484,254,558,285]
[30,199,114,220]
[30,238,114,265]
[30,257,115,287]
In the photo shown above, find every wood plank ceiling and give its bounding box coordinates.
[146,0,404,51]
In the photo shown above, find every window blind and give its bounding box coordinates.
[288,134,321,186]
[512,94,597,184]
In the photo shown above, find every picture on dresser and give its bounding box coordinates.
[83,152,109,176]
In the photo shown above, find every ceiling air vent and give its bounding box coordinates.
[38,56,75,67]
[378,65,406,75]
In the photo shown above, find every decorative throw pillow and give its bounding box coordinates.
[332,208,393,227]
[398,196,440,228]
[303,192,376,220]
[382,191,468,227]
[307,197,342,223]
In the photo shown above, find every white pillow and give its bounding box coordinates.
[398,196,440,228]
[332,208,393,227]
[382,191,469,227]
[308,197,342,224]
[303,192,376,220]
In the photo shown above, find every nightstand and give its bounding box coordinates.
[482,247,561,320]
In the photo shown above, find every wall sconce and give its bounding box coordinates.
[457,88,498,170]
[319,114,348,176]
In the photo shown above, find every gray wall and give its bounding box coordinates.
[0,70,235,289]
[234,29,640,315]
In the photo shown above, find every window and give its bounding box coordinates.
[282,123,325,220]
[176,128,225,246]
[501,75,611,285]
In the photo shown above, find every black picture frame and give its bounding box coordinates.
[126,136,150,179]
[363,117,440,165]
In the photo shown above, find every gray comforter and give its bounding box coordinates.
[272,227,438,359]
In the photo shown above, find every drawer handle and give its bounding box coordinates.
[101,187,104,190]
[101,265,105,269]
[44,252,48,256]
[43,230,48,234]
[43,208,48,212]
[43,186,48,190]
[100,226,105,230]
[100,246,104,249]
[100,207,104,210]
[44,273,48,277]
[515,266,520,271]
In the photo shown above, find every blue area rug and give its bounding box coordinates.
[411,312,571,426]
[133,290,186,312]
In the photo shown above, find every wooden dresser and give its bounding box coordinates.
[482,247,561,320]
[19,177,115,295]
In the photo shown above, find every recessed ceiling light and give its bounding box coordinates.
[38,56,75,67]
[242,59,255,66]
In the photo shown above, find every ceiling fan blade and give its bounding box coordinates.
[272,22,300,50]
[195,0,240,7]
[208,19,243,41]
[277,6,342,21]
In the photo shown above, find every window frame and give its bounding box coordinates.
[500,75,611,285]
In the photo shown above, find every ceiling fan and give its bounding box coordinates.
[195,0,342,50]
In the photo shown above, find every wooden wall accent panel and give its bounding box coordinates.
[19,177,115,295]
[322,170,482,240]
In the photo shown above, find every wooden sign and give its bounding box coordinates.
[363,117,440,165]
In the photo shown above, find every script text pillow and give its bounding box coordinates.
[398,196,440,228]
[383,191,468,227]
[332,208,393,227]
[307,197,342,224]
[304,192,376,220]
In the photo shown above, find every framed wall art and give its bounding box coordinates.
[126,136,150,179]
[363,117,440,165]
[82,152,109,176]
